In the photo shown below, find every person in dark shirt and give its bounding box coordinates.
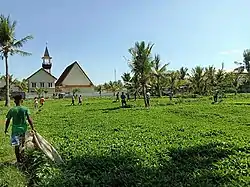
[121,92,126,107]
[116,92,120,102]
[78,95,82,105]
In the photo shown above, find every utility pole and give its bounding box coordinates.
[114,69,117,82]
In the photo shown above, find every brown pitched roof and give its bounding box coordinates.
[26,68,57,80]
[55,61,94,86]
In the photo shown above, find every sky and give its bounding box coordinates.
[1,0,250,84]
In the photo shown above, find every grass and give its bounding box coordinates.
[0,94,250,186]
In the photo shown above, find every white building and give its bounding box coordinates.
[26,46,57,94]
[26,46,95,96]
[55,61,94,93]
[26,68,57,93]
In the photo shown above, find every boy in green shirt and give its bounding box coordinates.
[4,95,35,163]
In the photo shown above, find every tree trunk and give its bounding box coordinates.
[4,54,10,107]
[142,85,147,107]
[157,76,161,97]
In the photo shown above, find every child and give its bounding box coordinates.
[146,91,150,107]
[34,97,38,109]
[121,92,126,107]
[5,95,35,163]
[71,95,75,105]
[78,95,82,105]
[40,96,45,107]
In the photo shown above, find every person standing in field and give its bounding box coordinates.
[71,95,75,106]
[34,97,38,109]
[146,91,150,107]
[40,96,45,107]
[213,90,219,102]
[126,92,130,101]
[121,92,126,107]
[5,95,35,163]
[116,92,119,102]
[78,95,82,105]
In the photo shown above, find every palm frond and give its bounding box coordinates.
[13,35,33,48]
[13,49,32,56]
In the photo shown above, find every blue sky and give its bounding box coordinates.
[1,0,250,84]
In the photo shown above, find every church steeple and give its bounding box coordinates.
[42,44,52,73]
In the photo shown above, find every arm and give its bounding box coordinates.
[5,118,11,134]
[5,109,12,134]
[26,109,35,131]
[27,115,35,131]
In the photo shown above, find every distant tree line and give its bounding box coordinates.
[95,41,250,107]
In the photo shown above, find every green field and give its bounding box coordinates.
[1,95,250,186]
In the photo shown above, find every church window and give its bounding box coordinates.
[48,82,53,87]
[31,82,36,88]
[40,82,45,88]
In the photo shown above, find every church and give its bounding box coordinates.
[26,47,94,96]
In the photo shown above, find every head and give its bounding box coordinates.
[122,92,124,95]
[13,95,23,105]
[80,95,81,97]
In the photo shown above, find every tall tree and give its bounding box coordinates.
[234,49,250,75]
[179,67,188,80]
[121,72,132,93]
[0,15,33,106]
[224,72,242,95]
[189,66,205,94]
[128,41,154,107]
[151,54,168,97]
[167,71,180,95]
[204,66,216,94]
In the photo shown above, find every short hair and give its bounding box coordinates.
[13,94,22,101]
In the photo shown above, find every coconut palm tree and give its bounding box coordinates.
[151,54,168,97]
[189,66,205,95]
[204,66,216,94]
[0,15,33,106]
[35,88,44,98]
[167,71,180,95]
[128,41,154,107]
[179,67,188,80]
[234,49,250,74]
[72,88,80,96]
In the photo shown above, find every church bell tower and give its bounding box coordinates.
[42,45,52,73]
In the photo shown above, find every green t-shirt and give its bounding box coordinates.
[6,106,30,135]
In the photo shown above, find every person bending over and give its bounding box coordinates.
[5,95,35,163]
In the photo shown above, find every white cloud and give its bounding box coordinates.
[219,49,242,55]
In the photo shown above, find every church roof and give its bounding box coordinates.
[55,61,93,86]
[26,68,57,80]
[43,46,50,57]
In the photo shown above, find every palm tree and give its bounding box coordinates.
[151,54,168,97]
[225,72,242,95]
[215,63,226,92]
[17,79,28,92]
[107,81,123,96]
[167,71,180,97]
[121,72,132,85]
[128,41,154,107]
[0,15,33,106]
[234,49,250,74]
[204,66,216,95]
[95,85,103,97]
[35,88,44,98]
[189,66,205,95]
[179,67,188,80]
[72,88,80,96]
